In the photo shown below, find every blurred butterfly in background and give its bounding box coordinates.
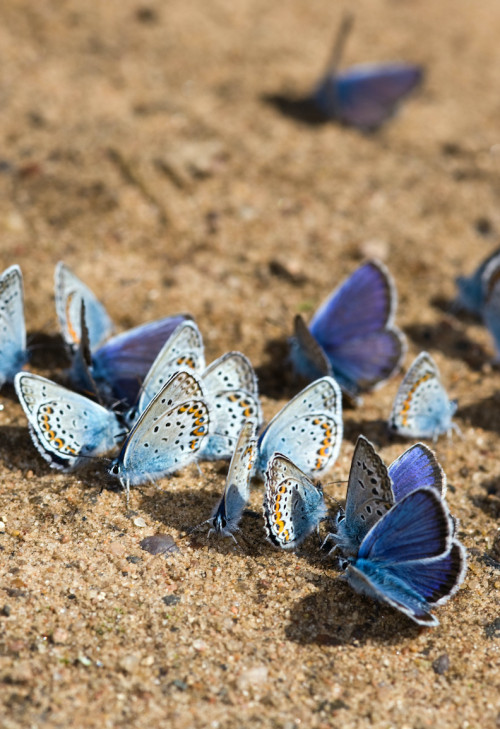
[128,319,262,460]
[14,372,124,470]
[313,14,423,131]
[264,453,327,550]
[389,351,458,440]
[454,247,500,316]
[0,264,28,388]
[480,254,500,363]
[55,263,188,406]
[197,418,258,541]
[328,435,446,558]
[108,370,210,502]
[290,261,405,402]
[255,376,343,479]
[342,486,467,626]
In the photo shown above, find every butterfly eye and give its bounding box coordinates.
[110,463,120,475]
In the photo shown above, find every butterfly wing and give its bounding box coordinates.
[455,247,500,314]
[264,453,327,549]
[256,376,343,477]
[211,419,257,535]
[203,351,260,399]
[315,63,422,130]
[136,320,205,415]
[14,372,124,470]
[54,261,114,352]
[388,442,446,501]
[347,489,464,625]
[91,314,188,405]
[200,388,261,460]
[0,265,27,387]
[113,371,209,487]
[389,352,456,439]
[289,314,332,382]
[334,436,394,556]
[482,256,500,361]
[297,261,405,397]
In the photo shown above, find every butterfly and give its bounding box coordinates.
[329,435,445,558]
[108,370,210,501]
[455,247,500,316]
[255,376,343,479]
[342,486,467,626]
[128,320,262,460]
[0,264,28,388]
[481,254,500,363]
[264,453,327,550]
[312,15,422,131]
[389,352,458,440]
[201,419,257,541]
[290,261,405,400]
[14,372,125,470]
[65,293,188,407]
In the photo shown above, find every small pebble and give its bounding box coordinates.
[52,628,69,645]
[0,521,5,533]
[78,655,92,667]
[2,605,11,617]
[432,654,450,675]
[140,533,179,555]
[126,555,142,564]
[133,517,147,528]
[162,595,181,606]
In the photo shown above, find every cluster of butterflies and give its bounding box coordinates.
[3,247,498,626]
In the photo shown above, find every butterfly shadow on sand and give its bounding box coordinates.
[285,571,422,647]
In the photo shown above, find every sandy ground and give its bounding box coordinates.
[1,1,500,727]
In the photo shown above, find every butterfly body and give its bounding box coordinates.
[290,261,405,400]
[0,265,28,387]
[255,376,342,479]
[264,453,327,550]
[389,352,458,440]
[343,487,467,625]
[15,372,124,470]
[314,63,423,131]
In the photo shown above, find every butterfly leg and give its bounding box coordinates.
[320,532,339,557]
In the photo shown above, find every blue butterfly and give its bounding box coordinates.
[264,453,327,550]
[14,372,124,470]
[128,320,262,460]
[203,419,257,541]
[330,435,445,558]
[481,255,500,363]
[312,15,422,131]
[389,352,458,440]
[290,261,405,400]
[0,265,28,388]
[108,370,210,501]
[455,247,500,316]
[59,276,187,406]
[255,376,343,479]
[342,487,467,626]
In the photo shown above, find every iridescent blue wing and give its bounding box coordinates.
[389,352,457,439]
[345,488,465,625]
[211,419,257,537]
[264,453,327,550]
[388,442,446,501]
[256,376,343,478]
[314,63,422,130]
[91,314,188,405]
[14,372,124,470]
[0,265,27,387]
[455,247,500,315]
[358,487,451,563]
[292,261,405,398]
[54,261,114,352]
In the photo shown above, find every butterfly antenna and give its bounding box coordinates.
[325,12,355,76]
